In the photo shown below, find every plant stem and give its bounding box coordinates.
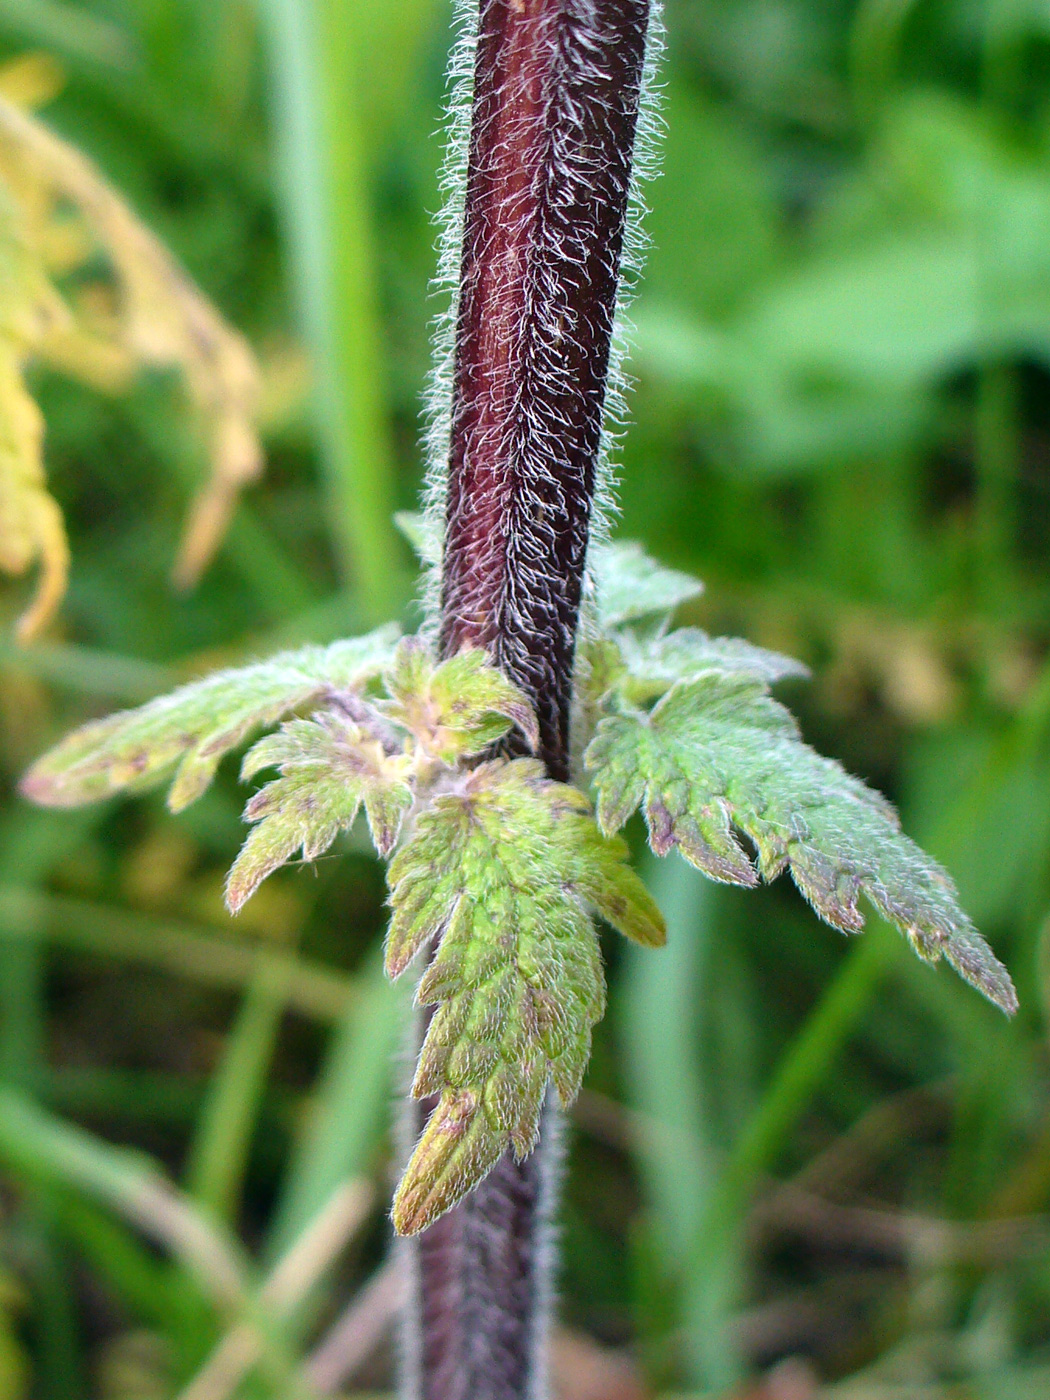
[439,0,652,779]
[414,3,653,1397]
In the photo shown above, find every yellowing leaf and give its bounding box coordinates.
[0,185,74,640]
[586,674,1017,1014]
[0,93,265,636]
[386,758,664,1235]
[0,54,65,111]
[0,342,67,640]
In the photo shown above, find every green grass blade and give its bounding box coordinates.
[267,945,405,1257]
[623,855,717,1245]
[0,887,353,1022]
[259,0,401,619]
[681,919,896,1378]
[18,1209,83,1400]
[0,810,106,1400]
[185,961,291,1222]
[50,1194,180,1328]
[0,811,101,1089]
[621,856,741,1386]
[0,1087,248,1308]
[44,1065,297,1147]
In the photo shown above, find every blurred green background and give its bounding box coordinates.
[2,0,1050,1396]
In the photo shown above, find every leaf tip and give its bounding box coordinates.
[945,935,1019,1017]
[223,860,258,916]
[391,1091,505,1236]
[18,764,57,807]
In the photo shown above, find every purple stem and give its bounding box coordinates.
[439,0,651,779]
[409,4,652,1397]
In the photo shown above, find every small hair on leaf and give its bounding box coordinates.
[585,671,1017,1015]
[386,757,664,1235]
[587,540,704,629]
[225,713,414,913]
[20,625,401,812]
[393,510,441,566]
[596,625,810,705]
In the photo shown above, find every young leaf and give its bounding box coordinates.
[588,540,704,628]
[598,626,810,705]
[225,713,413,912]
[585,674,1017,1014]
[21,625,400,812]
[382,639,538,761]
[385,759,664,1235]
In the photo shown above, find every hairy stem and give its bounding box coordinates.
[406,1099,560,1400]
[409,3,652,1398]
[439,0,651,780]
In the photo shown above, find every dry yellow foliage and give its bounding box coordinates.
[0,84,262,639]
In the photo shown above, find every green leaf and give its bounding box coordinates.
[599,627,809,705]
[588,541,704,628]
[225,712,413,912]
[382,638,538,761]
[385,758,664,1235]
[585,675,1017,1014]
[20,625,400,813]
[392,510,441,565]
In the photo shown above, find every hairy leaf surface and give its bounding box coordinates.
[382,640,538,760]
[21,625,400,812]
[589,540,704,628]
[586,674,1016,1013]
[225,713,413,912]
[386,758,664,1234]
[595,626,810,705]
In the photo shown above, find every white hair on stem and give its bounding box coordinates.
[418,0,666,636]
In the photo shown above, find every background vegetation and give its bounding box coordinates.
[1,0,1049,1396]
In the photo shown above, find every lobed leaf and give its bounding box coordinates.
[589,626,810,706]
[382,638,538,761]
[386,758,664,1234]
[585,674,1017,1014]
[225,712,413,912]
[588,540,704,628]
[21,625,400,812]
